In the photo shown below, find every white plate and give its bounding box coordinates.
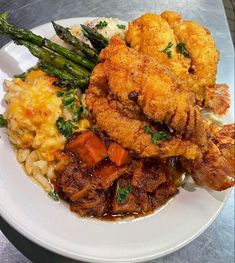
[0,17,234,263]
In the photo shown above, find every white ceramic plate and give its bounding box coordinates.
[0,17,234,263]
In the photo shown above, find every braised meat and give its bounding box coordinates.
[131,159,167,192]
[54,134,180,218]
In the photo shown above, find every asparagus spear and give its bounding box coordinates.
[52,21,99,62]
[53,79,85,90]
[38,62,89,90]
[81,24,108,52]
[0,12,96,70]
[14,39,90,78]
[43,38,96,70]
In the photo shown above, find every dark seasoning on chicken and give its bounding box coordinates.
[0,11,234,220]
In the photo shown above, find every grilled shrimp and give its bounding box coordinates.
[181,124,235,190]
[204,84,231,115]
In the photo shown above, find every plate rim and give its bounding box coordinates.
[0,185,232,263]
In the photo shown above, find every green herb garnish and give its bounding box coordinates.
[161,42,173,58]
[56,117,77,138]
[0,114,7,127]
[72,105,89,121]
[56,89,88,121]
[95,21,108,29]
[57,89,78,108]
[48,190,60,201]
[176,42,190,58]
[144,126,171,144]
[117,184,131,204]
[117,24,126,30]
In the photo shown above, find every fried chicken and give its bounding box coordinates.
[86,64,201,159]
[126,12,220,105]
[85,14,234,192]
[99,36,207,145]
[125,13,191,80]
[161,11,219,88]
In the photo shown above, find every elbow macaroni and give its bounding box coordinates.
[4,69,90,193]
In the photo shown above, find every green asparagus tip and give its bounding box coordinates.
[0,11,9,20]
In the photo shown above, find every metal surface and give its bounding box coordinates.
[0,0,234,262]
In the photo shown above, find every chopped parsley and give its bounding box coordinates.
[117,184,131,204]
[72,105,89,122]
[95,20,108,29]
[176,42,190,58]
[56,89,78,109]
[117,24,126,30]
[0,114,7,127]
[144,126,171,144]
[48,190,60,201]
[56,89,88,122]
[161,42,173,58]
[56,117,77,138]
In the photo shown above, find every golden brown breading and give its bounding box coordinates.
[161,11,220,102]
[125,13,191,80]
[86,64,201,159]
[126,12,220,105]
[100,36,207,145]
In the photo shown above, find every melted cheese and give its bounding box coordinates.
[5,70,66,161]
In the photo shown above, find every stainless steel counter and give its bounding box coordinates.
[0,0,234,262]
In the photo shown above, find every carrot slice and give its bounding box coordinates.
[108,143,130,166]
[66,131,107,168]
[94,163,128,189]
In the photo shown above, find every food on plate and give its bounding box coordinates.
[85,17,126,40]
[181,124,235,191]
[98,36,207,145]
[125,13,191,80]
[126,12,229,113]
[86,62,200,159]
[161,11,219,96]
[3,70,90,191]
[0,11,234,219]
[204,84,231,115]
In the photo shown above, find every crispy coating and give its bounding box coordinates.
[126,12,220,104]
[100,36,207,145]
[86,64,201,159]
[125,13,191,79]
[161,11,220,103]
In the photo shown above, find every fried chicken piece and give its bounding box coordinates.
[125,13,191,80]
[161,11,220,103]
[86,63,201,159]
[100,36,207,145]
[126,12,220,105]
[181,124,235,190]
